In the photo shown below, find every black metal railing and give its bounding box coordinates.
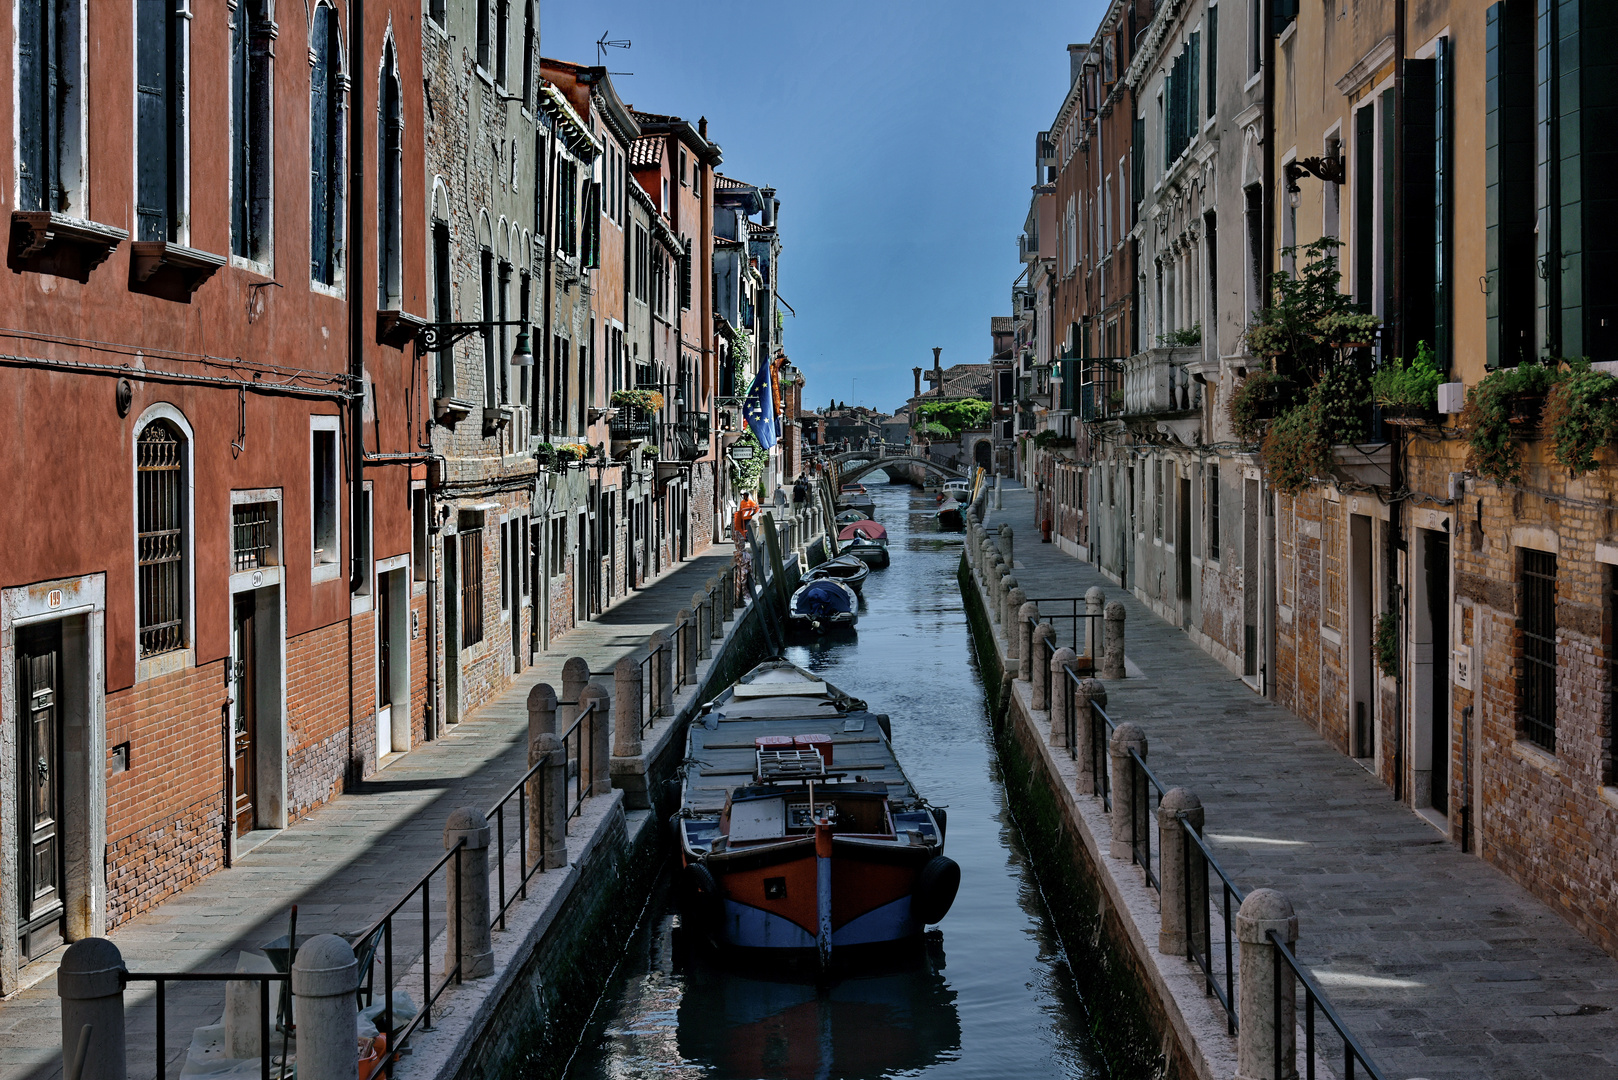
[1271,932,1390,1080]
[124,970,287,1080]
[1026,598,1104,657]
[608,409,652,441]
[558,699,597,821]
[639,641,669,730]
[1184,820,1245,1035]
[1090,694,1117,810]
[1078,358,1126,422]
[352,839,466,1077]
[486,748,552,933]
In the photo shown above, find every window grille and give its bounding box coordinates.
[1520,549,1557,752]
[460,530,484,647]
[1207,464,1221,558]
[1323,511,1344,631]
[232,502,274,571]
[137,421,185,656]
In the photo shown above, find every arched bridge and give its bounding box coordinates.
[824,447,968,488]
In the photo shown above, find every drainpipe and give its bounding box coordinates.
[1261,0,1278,702]
[345,0,367,790]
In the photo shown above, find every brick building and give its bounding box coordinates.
[0,0,427,987]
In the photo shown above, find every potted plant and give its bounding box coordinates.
[1370,341,1444,423]
[1460,362,1559,485]
[611,388,665,413]
[1543,361,1618,476]
[1228,369,1293,442]
[555,442,591,467]
[640,442,660,461]
[535,441,558,469]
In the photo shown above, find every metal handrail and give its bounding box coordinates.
[1025,597,1104,655]
[486,748,552,932]
[1183,820,1245,1034]
[123,970,287,1080]
[1270,931,1390,1080]
[639,642,667,729]
[1126,747,1168,890]
[352,838,466,1076]
[1090,697,1118,811]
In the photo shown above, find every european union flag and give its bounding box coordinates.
[742,363,777,449]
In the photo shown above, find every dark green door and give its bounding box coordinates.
[17,621,64,960]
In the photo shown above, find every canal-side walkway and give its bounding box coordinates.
[0,543,733,1080]
[981,482,1618,1080]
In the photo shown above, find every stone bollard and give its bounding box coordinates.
[1048,647,1076,746]
[999,574,1015,629]
[528,682,557,740]
[1085,586,1105,659]
[58,938,127,1080]
[648,630,673,716]
[1107,722,1148,860]
[1004,585,1026,639]
[1031,623,1055,708]
[1102,601,1127,679]
[1236,890,1300,1080]
[581,682,612,795]
[995,473,1003,509]
[443,808,494,978]
[1001,524,1014,568]
[676,609,698,685]
[1157,788,1206,955]
[291,935,360,1080]
[530,732,568,868]
[614,657,643,757]
[561,656,591,731]
[1017,602,1040,680]
[1073,678,1108,794]
[224,952,276,1058]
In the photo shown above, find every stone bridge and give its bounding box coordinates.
[824,446,968,488]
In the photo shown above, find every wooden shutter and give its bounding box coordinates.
[680,248,692,310]
[1486,1,1537,368]
[1402,59,1437,358]
[1355,105,1375,305]
[1380,90,1397,324]
[136,0,171,242]
[231,6,250,255]
[1580,1,1618,360]
[584,183,602,268]
[1207,6,1218,122]
[1188,32,1201,136]
[17,0,46,211]
[310,9,332,281]
[1434,37,1454,370]
[1132,116,1145,210]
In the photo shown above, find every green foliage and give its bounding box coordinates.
[1543,361,1618,477]
[1244,239,1380,385]
[1460,362,1560,485]
[610,388,665,412]
[1157,322,1202,348]
[919,398,993,434]
[1033,430,1076,450]
[915,421,952,438]
[1369,341,1443,409]
[534,442,557,468]
[1259,367,1366,495]
[1229,370,1291,443]
[1375,611,1399,678]
[729,429,765,491]
[640,443,660,458]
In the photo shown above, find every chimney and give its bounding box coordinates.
[1068,44,1087,87]
[912,367,923,398]
[932,347,943,389]
[698,116,708,139]
[760,187,776,228]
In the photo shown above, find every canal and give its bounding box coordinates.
[565,478,1106,1080]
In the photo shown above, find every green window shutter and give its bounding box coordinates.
[1435,37,1454,370]
[1355,105,1375,307]
[1188,32,1201,136]
[1535,0,1560,357]
[1207,7,1219,121]
[1132,116,1145,209]
[1486,0,1537,367]
[1402,59,1437,358]
[1380,89,1397,328]
[1578,0,1618,359]
[1487,5,1503,366]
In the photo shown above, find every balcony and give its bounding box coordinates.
[1122,347,1201,417]
[610,408,653,444]
[1076,359,1125,422]
[657,414,712,462]
[1018,234,1040,263]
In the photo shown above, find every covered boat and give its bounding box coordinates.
[837,520,890,568]
[787,579,859,635]
[802,553,870,595]
[838,484,876,515]
[835,508,872,526]
[935,496,964,532]
[675,662,959,969]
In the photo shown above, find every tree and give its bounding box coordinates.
[919,398,992,435]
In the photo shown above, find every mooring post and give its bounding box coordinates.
[999,523,1014,568]
[561,656,590,730]
[528,682,557,740]
[58,939,127,1080]
[1017,602,1040,680]
[1085,586,1105,659]
[1031,623,1055,708]
[614,657,643,758]
[443,808,494,978]
[224,953,276,1059]
[291,935,360,1080]
[531,732,567,868]
[1236,890,1299,1080]
[1048,647,1076,746]
[1157,788,1205,955]
[1107,722,1148,860]
[1102,601,1127,679]
[581,682,612,795]
[1004,585,1026,641]
[648,630,672,716]
[1074,678,1108,795]
[999,574,1016,630]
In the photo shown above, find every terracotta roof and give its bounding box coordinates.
[990,316,1014,332]
[628,136,663,168]
[714,173,755,191]
[628,108,681,125]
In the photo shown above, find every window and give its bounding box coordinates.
[1323,510,1343,631]
[354,483,373,600]
[497,259,512,404]
[521,2,534,105]
[137,0,185,241]
[476,0,491,70]
[1520,549,1557,752]
[232,502,277,571]
[481,247,495,405]
[433,219,453,394]
[500,522,511,612]
[460,530,484,647]
[378,43,403,308]
[231,0,273,263]
[429,0,445,27]
[495,0,509,84]
[1207,464,1221,559]
[312,421,339,569]
[137,419,187,657]
[1206,5,1218,121]
[412,488,429,582]
[310,4,344,284]
[633,224,649,301]
[17,0,83,214]
[1485,2,1536,368]
[1154,460,1164,539]
[679,147,688,186]
[548,515,567,577]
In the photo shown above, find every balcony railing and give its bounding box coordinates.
[657,414,712,461]
[609,408,653,442]
[1077,358,1126,422]
[1123,347,1201,416]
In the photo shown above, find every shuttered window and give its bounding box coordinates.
[378,45,404,308]
[1434,37,1454,369]
[231,1,272,262]
[481,248,496,406]
[433,220,453,396]
[310,4,343,285]
[137,420,187,657]
[1520,549,1557,753]
[1354,105,1375,305]
[460,530,484,648]
[1485,1,1536,368]
[1401,59,1437,357]
[1206,6,1218,121]
[18,0,75,213]
[136,0,182,242]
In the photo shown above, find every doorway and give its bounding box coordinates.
[376,568,409,761]
[231,595,258,837]
[443,535,460,725]
[1124,465,1136,590]
[1414,528,1452,814]
[1177,471,1192,606]
[16,622,65,960]
[1348,515,1376,760]
[1243,478,1260,679]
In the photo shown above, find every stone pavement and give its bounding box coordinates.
[982,483,1618,1080]
[0,544,732,1080]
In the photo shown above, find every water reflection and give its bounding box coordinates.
[568,480,1100,1080]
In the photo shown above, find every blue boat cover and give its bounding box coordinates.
[794,580,855,618]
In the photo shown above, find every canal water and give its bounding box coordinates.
[566,479,1105,1080]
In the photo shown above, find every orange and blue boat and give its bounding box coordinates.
[674,661,959,970]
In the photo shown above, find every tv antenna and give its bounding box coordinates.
[596,31,631,70]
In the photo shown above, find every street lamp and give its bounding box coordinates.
[416,319,534,367]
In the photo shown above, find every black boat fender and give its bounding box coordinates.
[678,861,723,931]
[873,713,892,741]
[912,855,961,925]
[931,806,947,841]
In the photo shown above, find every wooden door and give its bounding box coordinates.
[1426,530,1451,815]
[17,622,64,960]
[232,595,258,837]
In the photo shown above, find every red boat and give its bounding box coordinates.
[675,662,958,969]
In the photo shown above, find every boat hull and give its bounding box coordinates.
[845,542,889,568]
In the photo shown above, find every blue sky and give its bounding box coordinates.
[542,0,1105,415]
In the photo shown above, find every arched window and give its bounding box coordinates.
[231,0,273,262]
[136,418,188,657]
[378,40,403,309]
[310,3,345,285]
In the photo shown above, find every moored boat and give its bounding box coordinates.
[935,497,964,532]
[838,483,876,515]
[674,661,959,969]
[802,553,871,595]
[786,579,859,635]
[838,519,890,568]
[835,508,872,526]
